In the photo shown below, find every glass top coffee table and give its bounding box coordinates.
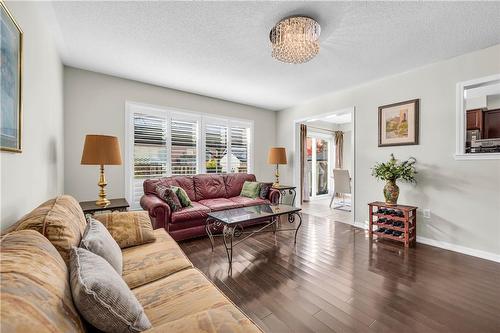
[205,204,302,273]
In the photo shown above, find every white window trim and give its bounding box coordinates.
[454,74,500,160]
[125,101,254,207]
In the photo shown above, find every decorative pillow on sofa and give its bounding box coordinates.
[240,181,261,199]
[80,218,123,274]
[94,211,155,249]
[171,186,192,207]
[6,195,87,265]
[155,184,182,212]
[259,182,273,200]
[69,247,152,333]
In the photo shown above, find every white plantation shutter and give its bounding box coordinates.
[126,102,254,209]
[205,123,228,173]
[131,112,168,209]
[171,118,198,175]
[230,126,250,173]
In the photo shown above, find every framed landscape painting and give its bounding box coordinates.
[1,1,23,152]
[378,99,419,147]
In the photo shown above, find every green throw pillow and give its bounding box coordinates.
[171,186,192,207]
[240,181,261,199]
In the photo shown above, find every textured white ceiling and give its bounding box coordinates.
[46,1,500,111]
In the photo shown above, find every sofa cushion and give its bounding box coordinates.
[147,306,262,333]
[133,268,252,327]
[193,174,227,200]
[240,181,261,198]
[122,229,192,289]
[229,196,270,207]
[171,202,211,224]
[224,173,257,198]
[80,218,123,274]
[155,184,182,212]
[0,230,85,333]
[172,186,193,207]
[70,247,152,333]
[259,182,273,199]
[198,198,243,212]
[7,195,87,265]
[94,211,155,249]
[144,176,196,201]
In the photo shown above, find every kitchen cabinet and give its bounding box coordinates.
[466,109,483,131]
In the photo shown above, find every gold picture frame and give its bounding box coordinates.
[1,0,23,152]
[378,99,419,147]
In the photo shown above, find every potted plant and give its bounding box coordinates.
[371,154,417,205]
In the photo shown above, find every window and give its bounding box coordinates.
[171,118,198,175]
[230,126,250,173]
[130,112,168,208]
[125,102,253,209]
[205,123,228,173]
[455,74,500,160]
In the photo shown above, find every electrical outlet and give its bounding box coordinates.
[423,209,431,219]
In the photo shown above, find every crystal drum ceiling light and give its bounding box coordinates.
[270,16,321,64]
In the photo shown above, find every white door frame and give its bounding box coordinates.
[293,107,356,224]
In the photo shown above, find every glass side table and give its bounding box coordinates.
[271,185,297,206]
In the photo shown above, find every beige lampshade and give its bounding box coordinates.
[81,135,122,165]
[268,147,287,165]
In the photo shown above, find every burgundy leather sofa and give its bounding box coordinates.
[140,173,280,241]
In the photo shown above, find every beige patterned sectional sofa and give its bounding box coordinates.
[0,195,262,333]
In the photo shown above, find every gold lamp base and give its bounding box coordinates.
[273,164,280,187]
[96,165,110,207]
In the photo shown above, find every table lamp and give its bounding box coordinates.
[268,147,287,187]
[81,134,122,207]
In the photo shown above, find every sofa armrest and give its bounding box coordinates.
[140,194,171,230]
[268,188,280,204]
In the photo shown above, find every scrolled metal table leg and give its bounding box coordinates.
[288,212,302,244]
[222,225,235,274]
[205,217,215,251]
[289,188,297,206]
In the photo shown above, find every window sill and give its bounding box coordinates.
[454,153,500,160]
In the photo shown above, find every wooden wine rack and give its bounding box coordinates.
[368,201,417,248]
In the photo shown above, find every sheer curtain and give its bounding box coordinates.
[334,131,344,169]
[300,124,310,202]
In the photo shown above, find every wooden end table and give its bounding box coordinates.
[79,198,129,217]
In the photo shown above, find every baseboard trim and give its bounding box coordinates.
[355,220,500,263]
[416,236,500,263]
[353,220,368,229]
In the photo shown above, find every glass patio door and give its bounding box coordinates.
[307,135,332,198]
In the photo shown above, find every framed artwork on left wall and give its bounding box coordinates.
[1,1,23,152]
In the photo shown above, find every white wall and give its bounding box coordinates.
[0,2,64,229]
[277,44,500,258]
[64,67,277,201]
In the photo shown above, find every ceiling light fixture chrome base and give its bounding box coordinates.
[270,16,321,64]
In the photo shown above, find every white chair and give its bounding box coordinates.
[329,169,351,211]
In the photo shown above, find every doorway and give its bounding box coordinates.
[293,107,355,225]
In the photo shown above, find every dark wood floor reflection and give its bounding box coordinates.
[179,214,500,333]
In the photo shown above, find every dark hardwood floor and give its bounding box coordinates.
[179,213,500,333]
